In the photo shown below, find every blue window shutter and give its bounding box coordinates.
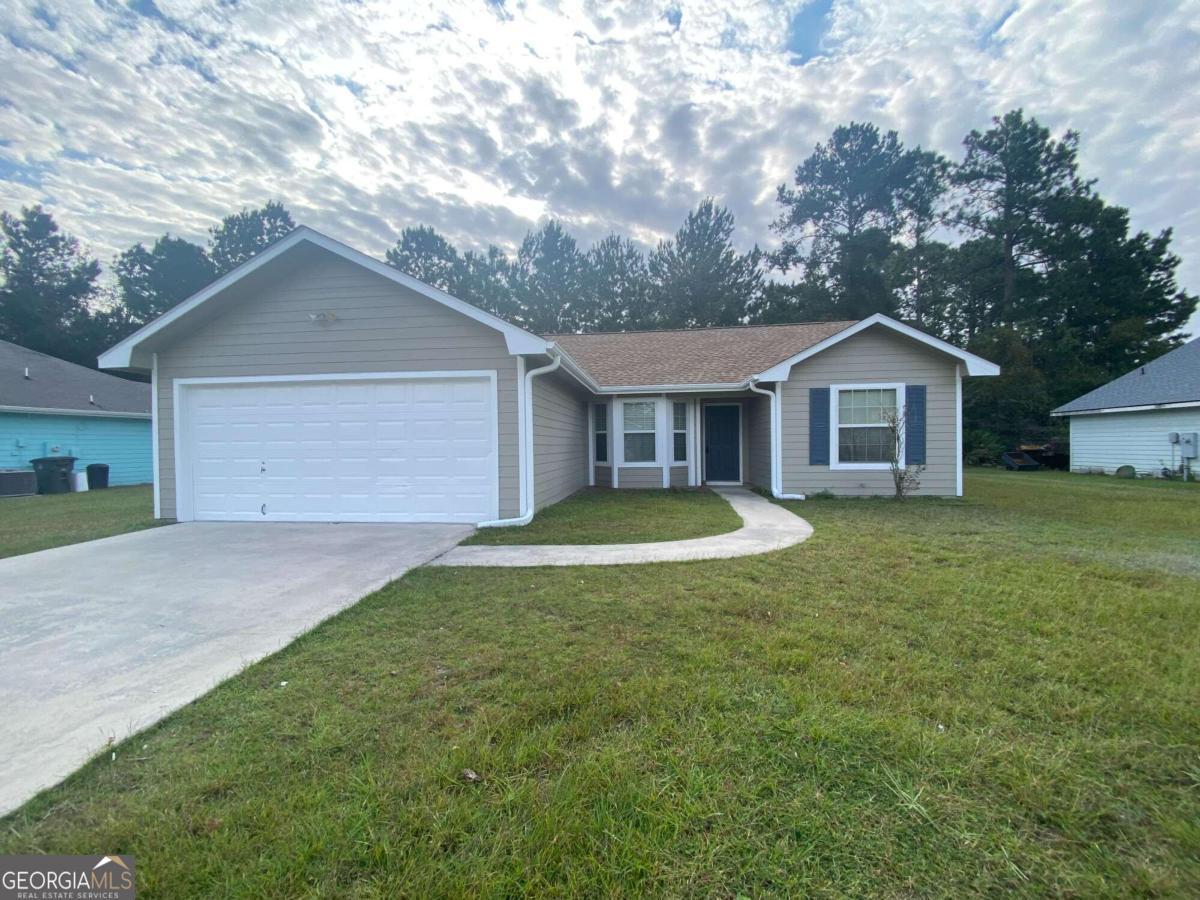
[809,387,830,465]
[906,385,927,465]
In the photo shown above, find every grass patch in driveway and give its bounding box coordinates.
[0,484,159,559]
[2,471,1198,896]
[463,486,742,545]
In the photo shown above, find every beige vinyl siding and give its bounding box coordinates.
[532,370,589,510]
[669,465,689,487]
[155,248,521,519]
[745,392,772,489]
[594,465,612,487]
[780,326,958,496]
[617,467,663,488]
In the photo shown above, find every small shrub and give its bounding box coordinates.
[967,446,996,467]
[883,409,924,501]
[964,428,1006,467]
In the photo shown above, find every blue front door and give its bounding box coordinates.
[704,405,740,482]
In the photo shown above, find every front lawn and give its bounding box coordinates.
[3,471,1198,896]
[0,484,159,559]
[463,487,742,545]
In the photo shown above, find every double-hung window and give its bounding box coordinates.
[672,402,688,462]
[622,400,657,463]
[832,385,903,468]
[593,403,608,463]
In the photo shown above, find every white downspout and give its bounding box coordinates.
[151,352,161,519]
[478,349,562,527]
[748,378,805,501]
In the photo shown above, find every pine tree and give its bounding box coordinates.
[0,206,102,365]
[208,200,295,275]
[648,199,762,328]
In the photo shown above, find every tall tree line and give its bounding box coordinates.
[763,112,1195,450]
[383,198,762,334]
[1,109,1194,452]
[0,200,295,368]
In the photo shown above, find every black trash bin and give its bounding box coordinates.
[86,463,110,490]
[30,456,77,494]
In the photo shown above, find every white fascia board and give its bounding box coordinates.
[0,404,151,420]
[754,314,1001,381]
[98,226,550,369]
[1051,399,1200,417]
[594,382,747,394]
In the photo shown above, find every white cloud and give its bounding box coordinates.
[1,0,1197,330]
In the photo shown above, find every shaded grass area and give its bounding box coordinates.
[959,469,1200,577]
[0,484,159,559]
[463,487,742,545]
[3,472,1198,896]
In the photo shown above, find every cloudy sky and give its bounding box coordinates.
[2,0,1198,329]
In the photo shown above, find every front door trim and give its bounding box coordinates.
[703,401,743,485]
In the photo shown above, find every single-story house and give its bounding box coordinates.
[98,226,999,525]
[1,339,153,485]
[1052,337,1199,476]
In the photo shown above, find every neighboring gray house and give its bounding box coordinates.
[99,227,999,525]
[1052,337,1199,476]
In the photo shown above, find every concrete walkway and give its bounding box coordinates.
[430,487,813,567]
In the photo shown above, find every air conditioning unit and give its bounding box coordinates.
[0,468,37,497]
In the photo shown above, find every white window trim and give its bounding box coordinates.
[829,382,906,471]
[587,397,595,487]
[592,402,609,465]
[687,399,699,486]
[617,398,660,467]
[659,398,671,487]
[671,401,689,464]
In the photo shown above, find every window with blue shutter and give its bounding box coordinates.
[809,387,830,465]
[906,384,926,465]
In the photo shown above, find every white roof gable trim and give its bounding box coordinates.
[1050,399,1200,417]
[98,226,551,369]
[754,313,1001,381]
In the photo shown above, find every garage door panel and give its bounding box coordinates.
[182,376,497,523]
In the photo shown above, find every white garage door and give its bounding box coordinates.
[179,375,497,523]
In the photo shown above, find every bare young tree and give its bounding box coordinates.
[882,407,924,500]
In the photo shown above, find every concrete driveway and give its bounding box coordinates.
[0,521,470,815]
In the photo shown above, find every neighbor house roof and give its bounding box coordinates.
[1052,337,1200,415]
[547,321,857,388]
[0,339,150,417]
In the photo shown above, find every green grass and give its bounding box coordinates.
[4,471,1199,896]
[462,487,742,545]
[0,484,159,559]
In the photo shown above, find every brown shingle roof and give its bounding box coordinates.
[546,321,857,387]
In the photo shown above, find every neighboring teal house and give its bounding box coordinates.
[1,339,152,486]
